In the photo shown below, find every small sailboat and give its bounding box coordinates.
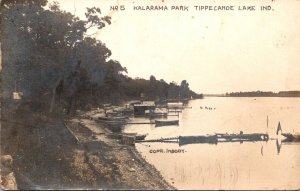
[276,121,300,141]
[282,133,300,141]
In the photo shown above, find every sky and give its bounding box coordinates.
[49,0,300,94]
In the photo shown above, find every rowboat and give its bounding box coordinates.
[155,120,179,126]
[135,134,148,140]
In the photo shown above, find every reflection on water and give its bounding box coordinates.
[123,97,300,189]
[276,139,300,155]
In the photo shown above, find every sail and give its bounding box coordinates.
[276,122,282,135]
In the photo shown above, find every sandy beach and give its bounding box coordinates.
[65,115,175,190]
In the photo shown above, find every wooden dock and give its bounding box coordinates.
[125,122,156,125]
[135,133,269,146]
[215,133,269,142]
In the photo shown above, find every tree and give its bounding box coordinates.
[180,80,190,99]
[0,0,116,113]
[167,82,179,99]
[147,75,157,100]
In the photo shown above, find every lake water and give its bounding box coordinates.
[122,97,300,189]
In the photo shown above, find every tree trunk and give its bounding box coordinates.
[49,78,62,113]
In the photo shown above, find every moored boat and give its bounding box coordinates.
[281,133,300,141]
[167,102,183,109]
[145,108,168,118]
[215,132,269,142]
[276,121,300,142]
[155,119,179,126]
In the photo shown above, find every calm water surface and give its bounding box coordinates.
[122,97,300,189]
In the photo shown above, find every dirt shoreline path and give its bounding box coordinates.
[66,116,176,190]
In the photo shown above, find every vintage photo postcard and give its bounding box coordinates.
[1,0,300,190]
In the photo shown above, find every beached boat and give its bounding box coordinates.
[135,134,148,140]
[98,116,128,121]
[155,120,179,126]
[120,133,148,140]
[108,133,147,141]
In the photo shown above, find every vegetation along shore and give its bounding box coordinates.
[0,0,201,189]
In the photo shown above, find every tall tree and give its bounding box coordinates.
[1,0,116,113]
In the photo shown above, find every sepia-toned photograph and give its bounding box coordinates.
[1,0,300,190]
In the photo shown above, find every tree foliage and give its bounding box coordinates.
[1,0,202,114]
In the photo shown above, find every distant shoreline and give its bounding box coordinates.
[204,95,300,98]
[204,91,300,98]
